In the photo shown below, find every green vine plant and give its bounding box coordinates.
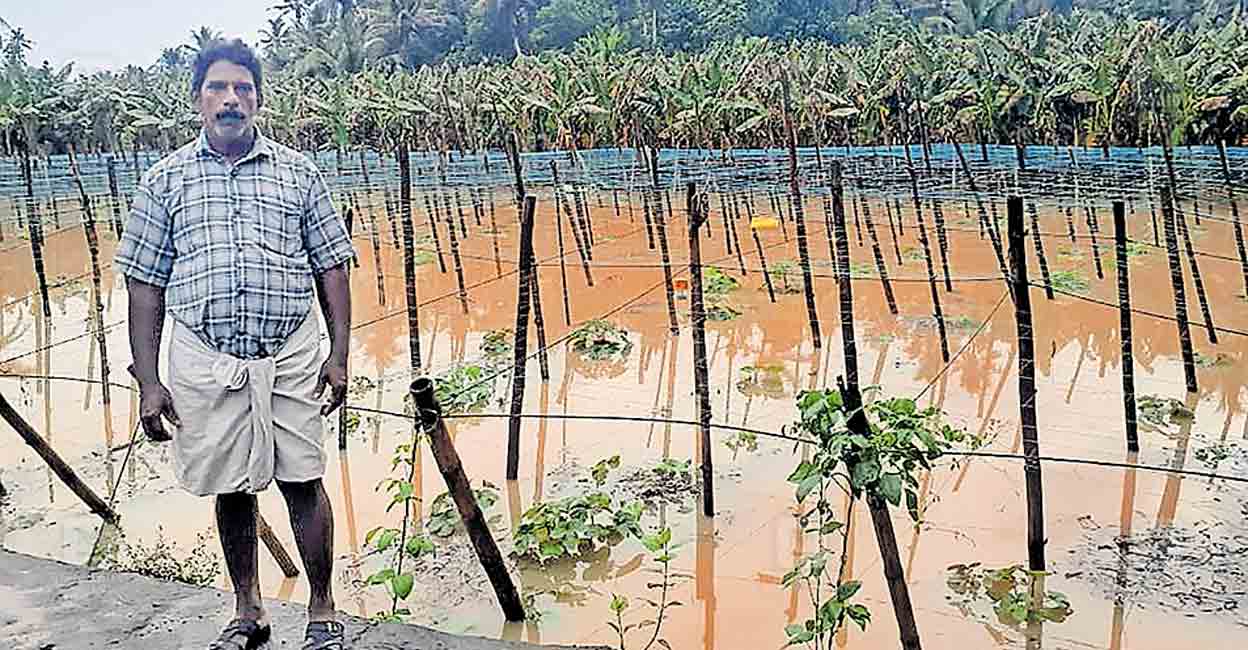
[362,433,433,623]
[513,456,645,563]
[1136,394,1195,433]
[702,266,740,295]
[607,527,683,650]
[782,389,969,650]
[569,320,633,361]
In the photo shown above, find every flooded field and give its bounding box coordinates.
[1,178,1247,649]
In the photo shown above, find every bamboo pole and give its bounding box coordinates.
[1112,202,1139,453]
[907,166,950,363]
[367,203,386,307]
[1159,186,1199,393]
[409,378,525,621]
[1085,204,1105,280]
[686,185,714,518]
[1216,140,1248,297]
[649,149,680,335]
[574,188,595,254]
[105,156,124,236]
[550,165,572,325]
[20,150,50,319]
[1007,196,1046,572]
[831,163,859,386]
[0,391,118,523]
[397,144,423,373]
[930,199,953,292]
[529,269,550,383]
[842,381,922,650]
[1175,192,1217,345]
[780,72,821,350]
[506,196,538,481]
[728,191,748,276]
[420,191,448,273]
[256,513,300,578]
[1028,202,1055,301]
[861,187,898,315]
[443,192,470,315]
[67,146,111,420]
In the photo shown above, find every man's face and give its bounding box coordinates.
[196,60,259,146]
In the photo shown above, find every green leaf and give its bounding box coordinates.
[880,474,903,506]
[376,529,398,552]
[795,474,821,503]
[391,573,414,600]
[851,458,881,489]
[837,580,862,601]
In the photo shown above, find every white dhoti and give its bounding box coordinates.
[168,313,327,496]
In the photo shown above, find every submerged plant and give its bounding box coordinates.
[947,563,1073,626]
[480,329,513,367]
[1137,395,1195,432]
[702,266,740,295]
[513,457,644,563]
[768,260,804,294]
[569,319,633,361]
[737,364,786,399]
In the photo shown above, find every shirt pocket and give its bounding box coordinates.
[252,167,304,257]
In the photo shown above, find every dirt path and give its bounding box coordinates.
[0,549,604,650]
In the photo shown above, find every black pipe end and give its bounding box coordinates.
[409,377,441,427]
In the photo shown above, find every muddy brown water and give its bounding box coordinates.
[1,189,1246,649]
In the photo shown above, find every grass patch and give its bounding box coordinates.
[767,260,804,294]
[1049,269,1089,293]
[706,300,742,322]
[103,528,221,587]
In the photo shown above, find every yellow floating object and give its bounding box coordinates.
[751,216,780,231]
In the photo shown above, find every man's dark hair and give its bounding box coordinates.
[190,38,263,107]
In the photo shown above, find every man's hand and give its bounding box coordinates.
[316,358,348,416]
[138,382,180,442]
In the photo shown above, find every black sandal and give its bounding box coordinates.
[208,619,272,649]
[303,620,346,650]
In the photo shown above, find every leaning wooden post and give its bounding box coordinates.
[1007,196,1046,572]
[908,166,951,363]
[686,185,714,518]
[1217,140,1248,297]
[780,72,822,350]
[1112,202,1139,453]
[649,148,680,335]
[0,391,118,523]
[442,192,470,314]
[67,146,112,420]
[506,197,538,481]
[552,162,593,289]
[256,513,301,578]
[830,162,859,386]
[409,378,526,621]
[841,380,922,650]
[1159,186,1199,393]
[20,150,51,318]
[1028,202,1055,301]
[105,156,124,236]
[397,143,423,373]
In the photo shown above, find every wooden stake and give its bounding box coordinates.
[780,72,821,350]
[443,193,470,315]
[649,149,680,335]
[686,185,714,518]
[256,513,300,578]
[552,163,593,287]
[907,167,950,363]
[0,391,118,523]
[397,145,423,373]
[861,187,898,315]
[1159,186,1199,393]
[506,197,537,481]
[831,163,859,385]
[1112,202,1139,453]
[1007,196,1046,572]
[409,379,525,621]
[67,146,111,419]
[1028,202,1055,301]
[420,191,448,273]
[1175,195,1217,344]
[20,150,50,318]
[550,166,572,325]
[930,199,953,292]
[1217,140,1248,297]
[105,156,124,236]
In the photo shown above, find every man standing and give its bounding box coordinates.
[115,39,353,650]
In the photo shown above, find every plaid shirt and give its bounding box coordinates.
[115,130,354,359]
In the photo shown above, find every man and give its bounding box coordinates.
[115,39,353,650]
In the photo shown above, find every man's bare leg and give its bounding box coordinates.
[277,478,336,622]
[216,492,269,626]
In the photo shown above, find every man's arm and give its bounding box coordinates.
[314,263,351,415]
[127,278,180,440]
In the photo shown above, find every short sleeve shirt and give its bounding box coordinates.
[114,130,355,359]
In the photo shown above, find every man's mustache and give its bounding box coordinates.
[216,111,246,121]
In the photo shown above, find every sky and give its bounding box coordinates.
[4,1,271,73]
